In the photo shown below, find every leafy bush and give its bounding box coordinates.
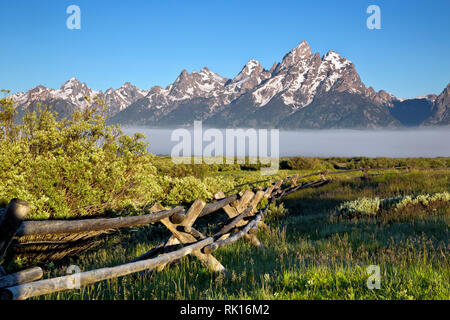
[389,192,450,210]
[152,156,241,179]
[264,202,288,222]
[337,192,450,218]
[0,95,160,219]
[337,197,381,218]
[280,157,333,171]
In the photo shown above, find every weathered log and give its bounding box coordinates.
[166,199,205,227]
[213,191,241,241]
[215,192,239,218]
[16,206,184,236]
[179,199,205,227]
[268,180,284,198]
[156,200,206,271]
[234,190,255,212]
[169,194,235,223]
[203,213,263,254]
[245,190,269,230]
[213,206,253,239]
[159,199,226,274]
[169,211,186,225]
[220,190,263,247]
[214,191,225,200]
[0,267,43,289]
[279,179,331,198]
[177,226,205,240]
[290,173,299,186]
[274,180,283,190]
[0,199,30,260]
[198,194,238,218]
[0,237,214,300]
[249,190,265,214]
[264,184,275,198]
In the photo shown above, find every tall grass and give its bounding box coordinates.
[32,170,449,300]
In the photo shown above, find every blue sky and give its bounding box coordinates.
[0,0,449,98]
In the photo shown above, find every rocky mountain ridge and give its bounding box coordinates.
[8,41,449,128]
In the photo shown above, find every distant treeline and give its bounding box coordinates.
[152,156,450,178]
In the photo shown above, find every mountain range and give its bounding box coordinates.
[8,41,449,129]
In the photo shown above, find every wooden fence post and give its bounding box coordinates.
[291,174,299,187]
[264,184,275,198]
[0,199,30,261]
[215,191,264,249]
[158,199,227,275]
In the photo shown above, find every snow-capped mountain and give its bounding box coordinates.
[204,41,403,128]
[103,82,149,115]
[8,41,449,128]
[10,78,148,119]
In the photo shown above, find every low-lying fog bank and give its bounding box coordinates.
[122,126,450,158]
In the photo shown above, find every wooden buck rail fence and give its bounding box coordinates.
[0,165,446,300]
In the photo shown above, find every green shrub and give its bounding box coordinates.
[390,192,450,210]
[337,192,450,218]
[281,157,332,171]
[337,197,381,218]
[0,95,160,219]
[264,202,288,222]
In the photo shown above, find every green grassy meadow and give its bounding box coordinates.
[32,168,449,300]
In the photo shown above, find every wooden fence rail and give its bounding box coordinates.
[0,165,447,300]
[0,267,43,289]
[16,207,184,236]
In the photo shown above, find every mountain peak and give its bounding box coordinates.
[122,81,133,87]
[61,77,81,87]
[291,40,312,57]
[322,50,351,70]
[32,84,47,91]
[240,59,262,74]
[174,69,190,83]
[197,67,227,84]
[295,40,310,51]
[323,50,340,59]
[279,40,313,70]
[229,59,266,88]
[246,58,260,65]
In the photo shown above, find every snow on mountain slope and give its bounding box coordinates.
[9,79,149,117]
[12,40,442,128]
